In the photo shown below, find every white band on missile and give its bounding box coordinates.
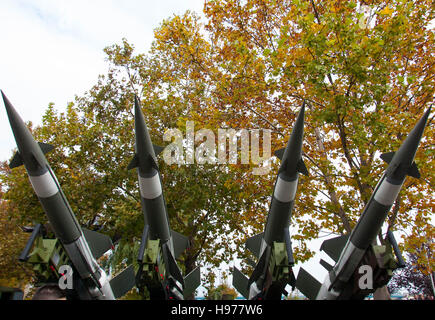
[274,176,298,203]
[138,173,162,199]
[28,171,58,198]
[374,180,403,206]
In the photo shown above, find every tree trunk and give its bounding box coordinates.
[373,285,391,300]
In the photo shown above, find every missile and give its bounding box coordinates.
[128,96,200,300]
[233,102,308,300]
[296,107,431,300]
[2,91,135,300]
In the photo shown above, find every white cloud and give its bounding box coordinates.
[0,0,205,161]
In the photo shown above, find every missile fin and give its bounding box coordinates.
[171,230,190,259]
[380,152,395,164]
[274,148,285,160]
[248,248,269,286]
[320,234,349,262]
[295,268,321,300]
[109,265,136,299]
[127,153,139,170]
[245,233,264,258]
[183,267,200,298]
[232,267,249,299]
[38,142,54,155]
[82,228,113,259]
[407,161,420,179]
[297,158,309,176]
[162,242,184,285]
[9,152,23,169]
[319,259,334,272]
[153,144,164,156]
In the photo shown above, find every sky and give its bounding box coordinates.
[0,0,360,298]
[0,0,206,161]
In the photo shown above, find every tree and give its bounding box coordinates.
[0,170,34,292]
[0,40,257,295]
[206,282,238,300]
[153,0,433,280]
[0,0,433,300]
[146,0,434,297]
[388,245,435,298]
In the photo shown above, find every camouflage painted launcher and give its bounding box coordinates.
[270,242,294,286]
[135,239,169,299]
[19,223,135,299]
[3,91,136,300]
[135,230,199,300]
[25,236,70,284]
[265,242,296,298]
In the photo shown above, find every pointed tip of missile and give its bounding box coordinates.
[387,107,431,181]
[422,105,431,123]
[293,101,306,134]
[134,94,141,114]
[1,91,25,132]
[300,99,306,114]
[278,102,306,176]
[291,102,305,139]
[1,90,13,114]
[406,107,431,145]
[131,95,158,173]
[418,106,431,133]
[133,95,147,129]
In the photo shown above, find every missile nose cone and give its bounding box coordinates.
[134,95,142,119]
[293,101,305,138]
[2,92,47,175]
[290,101,305,148]
[387,107,431,181]
[131,96,157,174]
[133,95,149,134]
[1,90,7,102]
[1,90,7,103]
[2,91,30,147]
[2,90,21,123]
[279,102,306,176]
[410,106,431,139]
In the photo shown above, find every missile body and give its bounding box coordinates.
[297,107,431,300]
[234,103,308,300]
[129,97,171,244]
[263,102,307,247]
[2,91,119,300]
[129,97,199,300]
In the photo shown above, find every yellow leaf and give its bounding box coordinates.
[379,6,393,16]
